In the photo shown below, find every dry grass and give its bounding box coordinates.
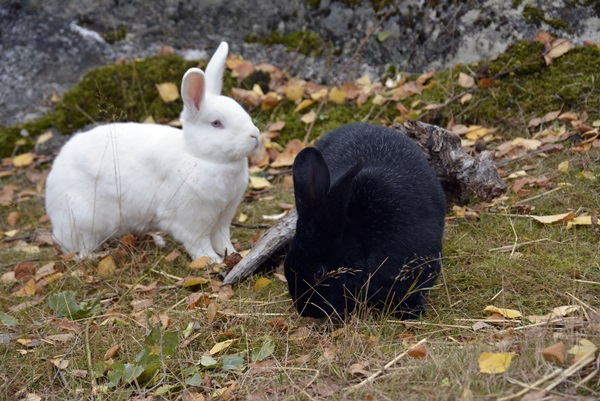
[1,142,599,401]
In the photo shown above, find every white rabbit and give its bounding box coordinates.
[45,42,260,262]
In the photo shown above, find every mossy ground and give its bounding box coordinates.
[1,39,599,400]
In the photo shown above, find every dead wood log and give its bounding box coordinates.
[222,121,506,285]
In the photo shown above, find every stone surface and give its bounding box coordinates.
[1,0,599,127]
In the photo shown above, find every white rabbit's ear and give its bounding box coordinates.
[205,42,228,95]
[182,68,206,113]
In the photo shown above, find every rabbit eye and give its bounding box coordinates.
[314,266,326,282]
[211,120,223,128]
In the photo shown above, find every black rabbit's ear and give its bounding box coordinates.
[293,147,330,212]
[327,160,363,212]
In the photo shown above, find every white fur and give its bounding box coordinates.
[45,42,259,261]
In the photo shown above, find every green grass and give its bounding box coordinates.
[1,38,599,400]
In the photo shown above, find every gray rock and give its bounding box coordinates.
[1,0,599,127]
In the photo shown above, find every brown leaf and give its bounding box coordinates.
[223,252,243,268]
[130,298,153,313]
[267,317,289,332]
[232,60,255,80]
[407,343,428,359]
[542,341,565,364]
[544,38,575,65]
[217,284,235,300]
[348,362,370,377]
[267,121,285,132]
[186,292,211,309]
[104,343,121,361]
[289,326,311,341]
[149,312,170,328]
[7,211,21,227]
[207,302,217,324]
[49,358,69,370]
[183,390,205,401]
[14,261,36,281]
[165,250,180,262]
[0,184,17,206]
[135,281,159,298]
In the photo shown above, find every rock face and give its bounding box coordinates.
[1,0,599,127]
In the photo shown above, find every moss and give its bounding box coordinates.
[246,31,335,58]
[522,4,545,25]
[101,26,128,44]
[419,41,600,138]
[0,54,199,157]
[511,0,523,7]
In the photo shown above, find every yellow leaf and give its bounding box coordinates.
[484,305,522,319]
[530,212,576,224]
[155,82,180,103]
[552,305,581,317]
[4,229,19,237]
[283,85,305,101]
[189,256,211,269]
[36,131,54,145]
[567,339,598,364]
[142,115,156,124]
[460,93,473,104]
[478,352,515,374]
[372,94,387,106]
[356,75,372,86]
[300,110,317,124]
[249,176,273,190]
[97,256,116,277]
[310,88,328,101]
[181,277,210,287]
[328,86,347,104]
[558,160,569,173]
[253,84,265,97]
[209,339,235,355]
[12,153,34,167]
[566,215,594,229]
[238,213,248,223]
[465,126,489,141]
[253,277,272,291]
[457,72,475,89]
[512,137,542,150]
[294,99,314,113]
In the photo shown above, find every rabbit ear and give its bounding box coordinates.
[205,42,228,95]
[181,68,206,113]
[293,147,330,213]
[327,161,363,215]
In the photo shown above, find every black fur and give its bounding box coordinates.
[284,123,446,319]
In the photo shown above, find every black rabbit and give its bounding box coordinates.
[284,123,446,319]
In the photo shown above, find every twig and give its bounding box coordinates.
[346,338,427,391]
[231,222,271,229]
[544,350,597,391]
[84,319,99,397]
[513,186,564,205]
[499,369,563,401]
[488,238,550,252]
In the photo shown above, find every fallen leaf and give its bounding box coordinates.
[253,277,272,291]
[567,339,597,364]
[238,213,248,223]
[558,160,569,173]
[544,38,575,65]
[283,85,305,102]
[209,339,235,355]
[104,343,121,360]
[97,256,116,277]
[530,212,576,224]
[186,292,210,309]
[250,176,273,190]
[301,110,317,124]
[189,256,211,269]
[460,93,473,104]
[465,126,492,141]
[207,302,217,324]
[12,278,37,297]
[458,72,475,89]
[130,299,153,313]
[155,82,180,102]
[328,86,347,104]
[179,276,210,287]
[289,326,311,341]
[566,215,594,228]
[49,358,69,370]
[407,343,428,359]
[217,284,235,300]
[7,211,21,226]
[484,305,522,319]
[12,153,34,167]
[542,341,565,364]
[15,261,36,281]
[268,121,285,132]
[478,352,515,374]
[294,99,314,112]
[348,362,370,377]
[45,333,75,343]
